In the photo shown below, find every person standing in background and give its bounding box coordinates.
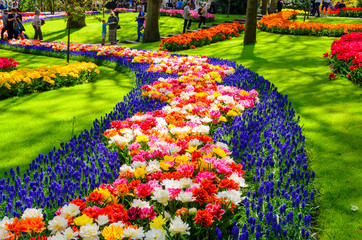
[321,0,331,16]
[198,2,207,29]
[338,0,346,9]
[1,10,8,40]
[7,8,18,39]
[177,0,183,9]
[0,1,5,10]
[310,0,315,13]
[101,19,107,46]
[182,1,191,33]
[33,9,42,40]
[107,10,118,45]
[15,8,25,39]
[311,0,321,17]
[135,5,145,42]
[277,0,284,12]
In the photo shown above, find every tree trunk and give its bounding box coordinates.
[261,0,268,15]
[143,0,161,43]
[67,24,70,63]
[269,0,277,13]
[68,15,86,29]
[52,0,55,14]
[244,0,258,45]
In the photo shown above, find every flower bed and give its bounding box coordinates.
[327,7,362,17]
[258,11,362,37]
[0,57,19,72]
[113,8,215,22]
[324,32,362,85]
[0,39,315,239]
[160,22,244,51]
[160,9,215,22]
[0,62,99,99]
[114,8,137,13]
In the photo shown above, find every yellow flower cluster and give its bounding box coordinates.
[282,9,307,15]
[0,62,99,99]
[0,62,98,90]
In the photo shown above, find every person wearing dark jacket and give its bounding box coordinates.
[277,0,284,12]
[107,10,119,45]
[7,8,18,39]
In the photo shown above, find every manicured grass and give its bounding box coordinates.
[22,13,244,44]
[0,49,133,175]
[167,31,361,240]
[295,15,362,23]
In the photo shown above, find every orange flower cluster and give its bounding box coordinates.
[5,217,45,237]
[159,22,244,51]
[257,11,362,37]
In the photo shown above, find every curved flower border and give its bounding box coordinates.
[258,11,362,37]
[0,39,315,239]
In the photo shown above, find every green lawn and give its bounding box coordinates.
[0,49,133,175]
[2,13,362,240]
[22,13,244,44]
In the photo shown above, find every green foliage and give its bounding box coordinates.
[19,0,38,12]
[284,0,309,10]
[214,0,248,14]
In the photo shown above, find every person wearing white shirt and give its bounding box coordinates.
[182,1,192,33]
[33,10,42,40]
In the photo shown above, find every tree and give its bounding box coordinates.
[269,0,277,13]
[261,0,268,15]
[60,0,90,29]
[142,0,161,43]
[60,0,91,62]
[94,0,109,18]
[244,0,258,44]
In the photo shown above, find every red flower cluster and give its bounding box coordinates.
[327,7,362,17]
[328,73,337,80]
[0,57,19,72]
[327,32,362,84]
[159,22,245,51]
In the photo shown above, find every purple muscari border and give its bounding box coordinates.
[0,41,315,239]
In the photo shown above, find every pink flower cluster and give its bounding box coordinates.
[0,57,19,71]
[160,8,215,20]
